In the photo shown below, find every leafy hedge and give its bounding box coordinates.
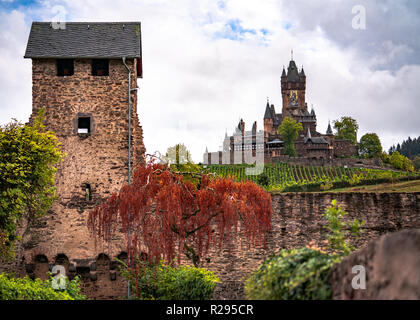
[245,248,340,300]
[121,260,220,300]
[0,273,85,300]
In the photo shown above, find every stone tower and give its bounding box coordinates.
[281,59,306,118]
[280,57,317,134]
[19,22,145,298]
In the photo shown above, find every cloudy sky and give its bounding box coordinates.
[0,0,419,162]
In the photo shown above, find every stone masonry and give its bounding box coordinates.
[12,56,145,299]
[206,192,420,299]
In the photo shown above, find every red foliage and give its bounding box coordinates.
[88,159,273,266]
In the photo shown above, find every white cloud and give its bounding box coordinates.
[0,0,419,162]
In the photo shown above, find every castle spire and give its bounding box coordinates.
[291,49,293,61]
[304,127,312,143]
[326,120,333,135]
[310,104,315,116]
[264,99,273,119]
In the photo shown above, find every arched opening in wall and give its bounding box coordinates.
[55,253,69,276]
[96,253,111,271]
[34,254,49,280]
[117,252,128,263]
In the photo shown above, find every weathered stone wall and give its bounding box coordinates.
[4,189,420,299]
[332,139,358,158]
[0,58,145,299]
[204,192,420,299]
[330,229,420,299]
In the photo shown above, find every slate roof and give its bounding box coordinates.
[326,122,333,135]
[304,128,328,144]
[286,60,300,82]
[24,22,141,59]
[264,102,272,119]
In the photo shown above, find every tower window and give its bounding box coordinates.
[78,117,91,133]
[57,59,74,76]
[92,59,109,76]
[83,183,91,201]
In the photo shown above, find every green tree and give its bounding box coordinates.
[278,117,303,157]
[358,133,382,158]
[389,151,414,172]
[413,156,420,171]
[164,143,192,166]
[333,116,359,144]
[163,144,202,185]
[0,109,64,259]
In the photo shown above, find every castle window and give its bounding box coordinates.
[78,117,91,133]
[57,59,74,76]
[92,59,109,76]
[83,183,91,201]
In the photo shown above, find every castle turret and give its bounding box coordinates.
[326,121,333,135]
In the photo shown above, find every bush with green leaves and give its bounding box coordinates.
[0,273,85,300]
[322,199,364,255]
[245,199,364,300]
[0,109,63,259]
[257,172,270,187]
[119,259,220,300]
[245,247,339,300]
[381,151,414,172]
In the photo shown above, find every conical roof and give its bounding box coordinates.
[326,121,333,135]
[287,59,300,82]
[264,100,272,119]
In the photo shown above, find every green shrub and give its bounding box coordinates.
[257,172,269,187]
[120,260,220,300]
[0,273,85,300]
[322,199,364,255]
[245,247,340,300]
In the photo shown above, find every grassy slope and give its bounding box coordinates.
[322,179,420,193]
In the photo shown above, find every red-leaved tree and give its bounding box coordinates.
[88,158,273,267]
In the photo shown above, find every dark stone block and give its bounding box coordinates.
[90,272,97,281]
[110,261,119,270]
[90,262,97,271]
[68,263,76,273]
[25,263,35,273]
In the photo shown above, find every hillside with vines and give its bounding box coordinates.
[203,163,420,192]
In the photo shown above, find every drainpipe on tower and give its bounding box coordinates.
[122,57,138,299]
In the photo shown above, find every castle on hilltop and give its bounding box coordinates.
[204,56,357,165]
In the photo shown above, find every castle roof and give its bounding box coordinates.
[300,67,305,77]
[24,22,141,59]
[304,127,328,144]
[326,121,333,135]
[286,59,300,82]
[264,101,272,119]
[281,66,286,77]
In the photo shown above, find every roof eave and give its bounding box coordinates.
[24,55,140,59]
